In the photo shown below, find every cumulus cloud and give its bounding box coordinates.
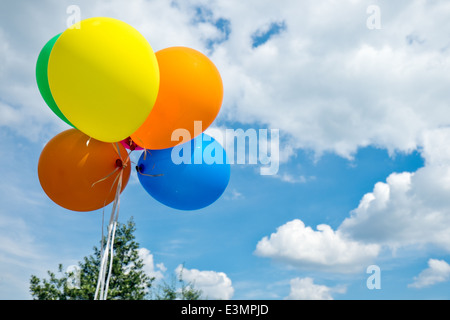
[206,0,450,159]
[408,259,450,289]
[256,128,450,273]
[339,128,450,251]
[254,219,380,273]
[285,277,346,300]
[175,264,234,300]
[138,248,166,281]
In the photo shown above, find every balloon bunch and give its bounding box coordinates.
[36,17,230,213]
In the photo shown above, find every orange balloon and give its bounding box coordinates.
[131,47,223,149]
[38,129,131,212]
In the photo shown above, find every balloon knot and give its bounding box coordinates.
[126,137,138,151]
[115,159,123,169]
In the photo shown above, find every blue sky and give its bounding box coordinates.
[1,0,450,300]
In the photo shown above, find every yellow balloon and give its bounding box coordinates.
[48,17,160,143]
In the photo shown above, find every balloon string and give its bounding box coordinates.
[98,170,122,270]
[112,141,132,168]
[130,137,157,164]
[136,149,164,177]
[91,167,120,188]
[94,169,123,300]
[92,144,130,188]
[136,164,163,177]
[98,167,123,268]
[93,145,161,299]
[112,142,123,161]
[103,170,122,299]
[94,144,129,300]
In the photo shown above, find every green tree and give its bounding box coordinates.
[30,218,153,300]
[30,218,203,300]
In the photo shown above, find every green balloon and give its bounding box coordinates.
[36,33,74,127]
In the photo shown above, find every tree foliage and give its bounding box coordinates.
[29,218,202,300]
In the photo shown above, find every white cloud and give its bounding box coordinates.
[285,277,346,300]
[254,219,380,273]
[408,259,450,289]
[0,101,21,127]
[1,0,449,167]
[207,0,450,159]
[255,127,450,276]
[339,128,450,251]
[138,248,166,281]
[4,0,450,158]
[175,264,234,300]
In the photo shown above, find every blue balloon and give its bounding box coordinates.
[137,133,230,211]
